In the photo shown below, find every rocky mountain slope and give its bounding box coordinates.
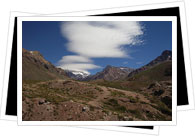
[128,50,172,78]
[145,50,172,67]
[22,48,68,81]
[85,65,134,81]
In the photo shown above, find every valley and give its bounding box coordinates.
[22,48,172,121]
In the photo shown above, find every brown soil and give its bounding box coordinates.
[22,79,172,121]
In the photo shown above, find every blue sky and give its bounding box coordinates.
[22,21,172,75]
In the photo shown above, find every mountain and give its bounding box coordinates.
[83,50,171,81]
[22,48,68,81]
[90,61,172,91]
[146,50,172,67]
[22,49,172,121]
[85,65,134,81]
[89,50,172,93]
[128,50,172,78]
[65,70,90,80]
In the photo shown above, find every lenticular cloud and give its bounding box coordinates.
[58,21,144,73]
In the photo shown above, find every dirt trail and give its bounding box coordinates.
[87,85,150,108]
[87,86,110,107]
[106,87,150,103]
[77,81,150,107]
[24,79,150,107]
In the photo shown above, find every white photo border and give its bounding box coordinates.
[17,16,177,126]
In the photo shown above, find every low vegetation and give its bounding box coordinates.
[22,49,172,121]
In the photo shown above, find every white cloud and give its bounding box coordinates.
[58,55,92,64]
[61,21,143,58]
[58,21,144,73]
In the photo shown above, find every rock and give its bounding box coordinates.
[155,82,161,87]
[82,106,90,112]
[123,116,130,121]
[153,89,164,96]
[46,105,52,111]
[161,96,172,108]
[148,83,155,89]
[164,81,172,86]
[148,82,161,89]
[38,99,45,105]
[113,112,117,115]
[119,97,129,102]
[108,111,112,116]
[68,115,72,120]
[44,100,50,104]
[143,109,150,114]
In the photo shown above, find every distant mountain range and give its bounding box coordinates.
[69,50,172,81]
[22,48,172,82]
[84,66,134,81]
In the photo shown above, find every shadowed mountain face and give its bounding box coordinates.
[85,65,134,81]
[22,48,68,81]
[22,48,172,121]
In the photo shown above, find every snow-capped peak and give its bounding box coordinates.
[72,71,90,78]
[120,67,126,70]
[65,70,90,80]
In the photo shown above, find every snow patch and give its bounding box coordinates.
[120,68,126,70]
[70,71,90,78]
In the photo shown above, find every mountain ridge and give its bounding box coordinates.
[22,48,68,81]
[84,65,134,81]
[23,48,172,82]
[128,50,172,78]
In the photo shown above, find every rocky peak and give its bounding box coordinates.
[22,48,68,80]
[103,65,115,73]
[105,65,112,69]
[22,48,50,65]
[161,50,172,57]
[85,65,134,81]
[146,50,172,67]
[128,50,172,78]
[30,50,43,57]
[66,70,90,80]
